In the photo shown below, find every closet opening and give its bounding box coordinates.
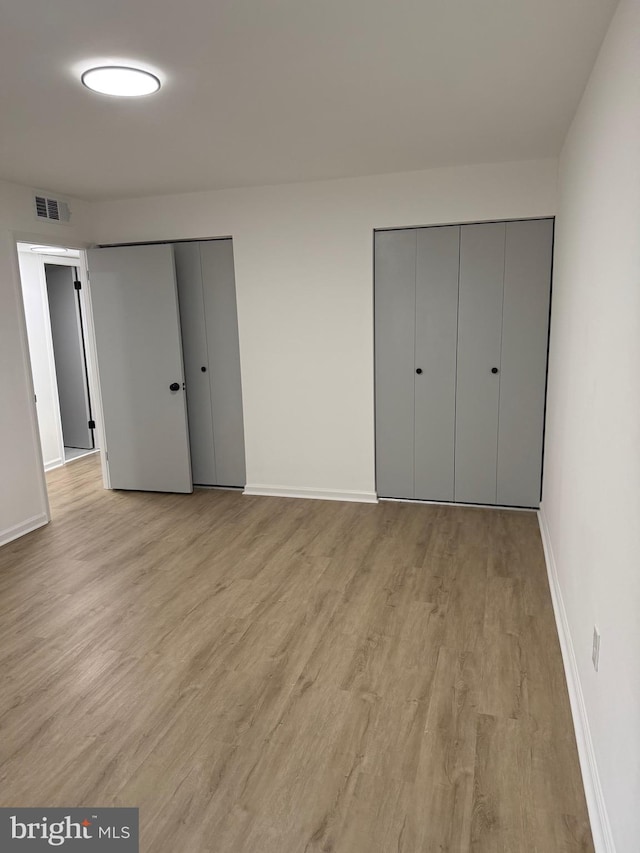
[86,237,246,494]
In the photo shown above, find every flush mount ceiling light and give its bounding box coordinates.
[30,246,69,254]
[81,65,161,97]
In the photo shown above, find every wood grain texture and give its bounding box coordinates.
[0,457,593,852]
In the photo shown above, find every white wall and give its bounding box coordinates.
[0,179,89,545]
[90,159,557,499]
[17,250,65,470]
[541,1,640,850]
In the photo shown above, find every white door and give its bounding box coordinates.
[87,244,192,493]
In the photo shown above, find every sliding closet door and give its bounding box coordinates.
[200,240,246,487]
[455,222,505,505]
[174,242,217,485]
[375,229,416,498]
[414,227,459,501]
[497,219,553,506]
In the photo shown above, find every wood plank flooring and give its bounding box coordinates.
[0,456,593,852]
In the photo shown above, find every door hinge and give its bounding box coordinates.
[74,280,82,290]
[88,419,96,430]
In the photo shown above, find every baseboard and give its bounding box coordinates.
[537,506,615,853]
[244,484,378,504]
[64,449,100,465]
[44,457,64,472]
[0,513,49,548]
[381,496,536,512]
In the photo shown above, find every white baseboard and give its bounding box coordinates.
[0,513,49,548]
[537,506,615,853]
[244,484,378,504]
[44,457,64,472]
[64,449,100,465]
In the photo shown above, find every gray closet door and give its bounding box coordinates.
[374,229,416,498]
[174,243,217,485]
[414,227,459,501]
[497,219,553,506]
[45,264,93,449]
[88,244,192,493]
[375,218,552,508]
[200,240,246,487]
[455,222,506,505]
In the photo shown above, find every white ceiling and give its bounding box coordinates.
[0,0,617,200]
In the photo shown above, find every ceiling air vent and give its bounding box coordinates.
[34,193,71,224]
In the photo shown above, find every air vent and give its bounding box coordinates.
[35,196,48,218]
[47,198,60,220]
[34,193,71,224]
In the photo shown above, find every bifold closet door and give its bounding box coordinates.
[88,244,192,493]
[374,229,415,498]
[376,219,552,507]
[200,240,246,488]
[374,227,458,500]
[455,222,505,505]
[414,227,459,501]
[174,243,217,485]
[175,240,246,488]
[497,219,553,506]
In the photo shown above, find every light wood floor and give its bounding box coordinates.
[0,456,592,852]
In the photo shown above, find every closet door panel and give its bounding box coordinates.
[200,239,246,487]
[174,242,217,485]
[374,229,416,498]
[455,222,505,504]
[88,244,192,493]
[414,226,459,501]
[497,219,553,507]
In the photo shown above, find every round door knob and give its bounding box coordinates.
[416,368,423,375]
[201,366,207,373]
[491,367,499,374]
[169,382,180,391]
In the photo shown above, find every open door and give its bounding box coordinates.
[87,244,192,493]
[45,263,94,451]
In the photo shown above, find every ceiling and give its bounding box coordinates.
[0,0,617,200]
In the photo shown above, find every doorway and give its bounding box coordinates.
[17,243,101,471]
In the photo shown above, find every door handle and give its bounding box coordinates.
[416,368,423,375]
[491,367,499,374]
[169,382,180,391]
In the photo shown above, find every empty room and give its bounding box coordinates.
[0,1,638,851]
